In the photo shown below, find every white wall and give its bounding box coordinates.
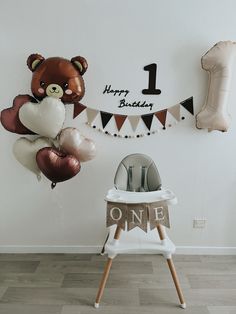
[1,0,236,254]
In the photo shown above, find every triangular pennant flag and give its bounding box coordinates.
[128,115,140,132]
[100,111,113,128]
[86,108,98,124]
[155,109,167,126]
[180,97,194,115]
[114,114,127,131]
[168,104,180,121]
[73,102,86,119]
[141,113,154,130]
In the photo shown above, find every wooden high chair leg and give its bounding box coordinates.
[156,224,186,309]
[166,258,186,308]
[95,226,122,308]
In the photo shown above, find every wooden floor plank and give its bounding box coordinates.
[62,272,190,289]
[153,261,236,275]
[0,261,39,273]
[139,288,236,306]
[0,287,139,306]
[0,304,62,314]
[0,254,92,262]
[188,274,236,289]
[36,260,153,274]
[0,273,64,287]
[208,306,236,314]
[201,255,236,263]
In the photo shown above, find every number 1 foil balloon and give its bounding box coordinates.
[196,41,236,132]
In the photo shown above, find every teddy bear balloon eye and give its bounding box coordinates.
[40,81,45,87]
[63,83,68,89]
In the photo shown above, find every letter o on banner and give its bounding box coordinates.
[110,207,122,221]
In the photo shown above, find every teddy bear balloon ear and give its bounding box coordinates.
[71,56,88,75]
[27,54,45,72]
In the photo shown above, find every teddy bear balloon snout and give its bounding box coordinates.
[45,84,64,99]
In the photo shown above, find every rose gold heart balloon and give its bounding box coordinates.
[36,147,81,187]
[76,138,96,162]
[0,95,36,134]
[59,127,96,162]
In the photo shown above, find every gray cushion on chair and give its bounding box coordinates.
[114,153,162,192]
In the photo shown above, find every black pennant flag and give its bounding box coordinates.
[101,111,113,128]
[141,113,154,130]
[180,97,194,115]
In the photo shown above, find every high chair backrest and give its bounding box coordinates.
[114,153,162,192]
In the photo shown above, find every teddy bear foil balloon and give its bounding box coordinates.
[1,54,96,188]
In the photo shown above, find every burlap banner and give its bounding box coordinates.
[106,201,170,233]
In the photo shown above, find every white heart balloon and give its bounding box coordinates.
[19,97,65,138]
[13,137,53,180]
[59,127,96,162]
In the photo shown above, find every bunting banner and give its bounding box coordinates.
[106,200,170,233]
[73,96,194,138]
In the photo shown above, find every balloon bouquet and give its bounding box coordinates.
[0,54,96,188]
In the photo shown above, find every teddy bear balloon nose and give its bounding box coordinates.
[46,84,64,99]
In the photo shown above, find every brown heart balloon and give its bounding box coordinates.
[0,95,37,134]
[36,147,81,187]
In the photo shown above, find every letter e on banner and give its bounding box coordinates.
[149,201,170,229]
[154,206,165,221]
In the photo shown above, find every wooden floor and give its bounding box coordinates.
[0,254,235,313]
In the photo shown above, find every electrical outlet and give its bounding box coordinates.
[193,219,206,229]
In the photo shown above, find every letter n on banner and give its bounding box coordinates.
[106,202,127,230]
[127,203,148,232]
[149,201,170,230]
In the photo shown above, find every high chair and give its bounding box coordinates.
[95,153,186,309]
